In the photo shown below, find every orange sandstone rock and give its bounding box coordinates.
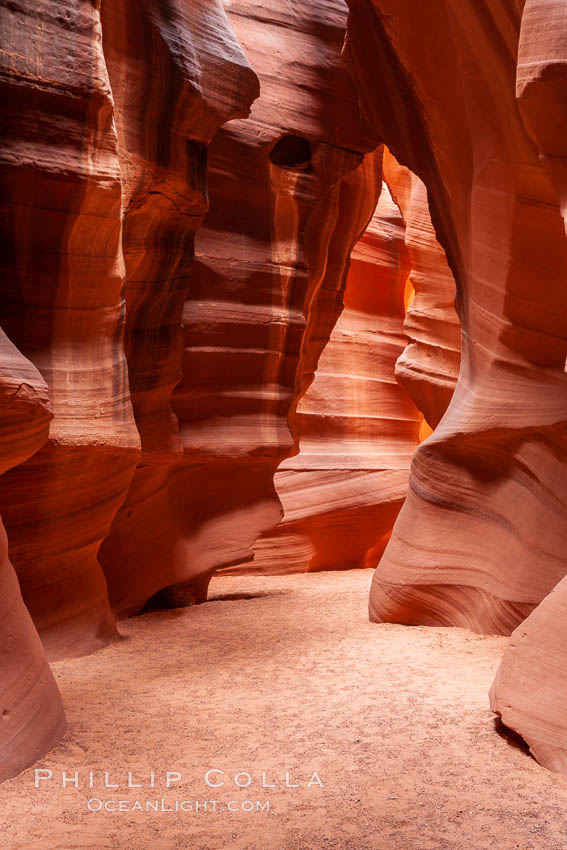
[345,0,567,636]
[490,0,567,776]
[0,331,65,781]
[240,175,423,575]
[102,0,377,610]
[97,0,260,617]
[0,0,259,654]
[382,150,460,429]
[0,0,140,659]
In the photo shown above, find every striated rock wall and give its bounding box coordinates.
[3,0,567,783]
[490,0,567,777]
[0,331,65,780]
[96,0,259,617]
[0,0,140,659]
[382,150,460,430]
[345,0,567,637]
[238,177,424,575]
[0,0,381,644]
[0,0,258,656]
[104,0,379,608]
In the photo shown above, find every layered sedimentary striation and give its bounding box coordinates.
[0,331,65,780]
[0,0,141,658]
[2,0,567,785]
[232,147,460,578]
[489,0,567,776]
[0,0,379,651]
[382,150,460,430]
[345,0,567,637]
[240,179,423,575]
[0,0,262,655]
[96,0,260,617]
[104,0,379,608]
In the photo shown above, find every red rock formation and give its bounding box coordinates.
[490,0,567,776]
[101,0,377,614]
[96,0,260,617]
[382,150,460,429]
[0,0,259,655]
[241,175,423,575]
[0,331,65,781]
[4,0,567,786]
[345,0,567,637]
[0,0,140,658]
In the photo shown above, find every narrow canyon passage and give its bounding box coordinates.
[4,1,567,843]
[1,571,566,850]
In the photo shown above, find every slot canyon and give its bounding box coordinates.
[1,0,567,847]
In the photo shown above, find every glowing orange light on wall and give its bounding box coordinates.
[403,274,415,311]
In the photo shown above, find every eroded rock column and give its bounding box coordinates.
[383,150,460,430]
[0,0,140,659]
[102,0,378,610]
[345,0,567,636]
[490,0,567,776]
[242,173,424,575]
[97,0,260,617]
[0,331,65,780]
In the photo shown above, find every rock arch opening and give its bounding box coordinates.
[269,134,312,170]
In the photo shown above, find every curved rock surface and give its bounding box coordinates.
[101,0,377,612]
[0,331,65,781]
[239,176,423,575]
[345,0,567,637]
[96,0,260,617]
[490,0,567,776]
[383,150,460,430]
[2,0,567,786]
[0,0,259,655]
[0,0,140,658]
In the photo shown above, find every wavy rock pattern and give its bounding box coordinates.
[344,0,567,637]
[2,0,567,785]
[0,1,259,655]
[104,0,378,608]
[0,0,140,659]
[240,177,423,575]
[96,0,259,617]
[0,331,65,780]
[490,0,567,776]
[383,150,460,430]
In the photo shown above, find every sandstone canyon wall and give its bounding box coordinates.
[241,179,424,575]
[0,0,139,660]
[0,0,383,641]
[95,0,260,616]
[382,150,460,431]
[232,147,460,579]
[2,0,567,784]
[489,0,567,777]
[345,0,567,639]
[101,0,380,611]
[0,333,65,781]
[0,0,259,656]
[344,0,567,775]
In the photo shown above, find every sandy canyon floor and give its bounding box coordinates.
[1,570,567,850]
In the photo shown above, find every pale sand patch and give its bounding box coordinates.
[1,570,566,849]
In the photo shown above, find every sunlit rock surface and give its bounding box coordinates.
[490,0,567,777]
[344,0,567,638]
[2,0,567,785]
[96,0,260,618]
[121,0,378,604]
[383,149,460,430]
[0,0,141,659]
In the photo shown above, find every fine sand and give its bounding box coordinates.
[1,570,567,850]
